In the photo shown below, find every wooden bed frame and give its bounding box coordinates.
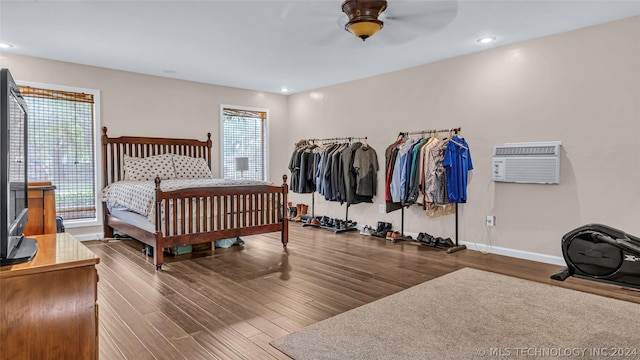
[101,127,288,269]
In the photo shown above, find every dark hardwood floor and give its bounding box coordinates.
[86,224,640,360]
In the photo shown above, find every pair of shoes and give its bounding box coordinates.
[386,231,401,240]
[436,237,455,248]
[291,203,310,222]
[372,222,392,238]
[320,216,334,227]
[417,232,437,247]
[360,225,373,236]
[416,233,454,248]
[306,218,321,227]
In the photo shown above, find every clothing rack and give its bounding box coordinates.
[393,127,466,254]
[308,136,368,144]
[399,127,461,138]
[295,135,368,234]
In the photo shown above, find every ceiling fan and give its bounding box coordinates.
[341,0,388,41]
[278,1,459,47]
[334,0,459,45]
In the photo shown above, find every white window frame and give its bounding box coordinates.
[17,80,102,229]
[219,104,269,181]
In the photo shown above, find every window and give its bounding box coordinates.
[18,83,100,226]
[220,105,268,181]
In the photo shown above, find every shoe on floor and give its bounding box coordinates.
[386,231,401,240]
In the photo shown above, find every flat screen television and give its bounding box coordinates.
[1,68,37,266]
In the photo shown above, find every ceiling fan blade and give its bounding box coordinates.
[303,11,355,47]
[381,1,459,34]
[314,24,354,47]
[278,1,348,45]
[383,1,459,19]
[361,23,418,46]
[276,2,295,23]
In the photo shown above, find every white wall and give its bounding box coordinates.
[287,16,640,261]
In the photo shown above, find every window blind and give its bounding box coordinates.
[222,108,266,181]
[19,86,96,221]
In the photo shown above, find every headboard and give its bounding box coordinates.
[101,126,213,186]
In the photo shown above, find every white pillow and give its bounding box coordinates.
[123,154,176,181]
[172,154,213,179]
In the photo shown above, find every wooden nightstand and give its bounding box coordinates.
[24,182,57,236]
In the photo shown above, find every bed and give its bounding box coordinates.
[100,127,288,269]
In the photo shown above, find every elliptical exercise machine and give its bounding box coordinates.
[551,224,640,289]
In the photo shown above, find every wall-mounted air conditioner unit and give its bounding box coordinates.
[492,141,562,184]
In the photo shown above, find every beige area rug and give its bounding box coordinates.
[271,268,640,359]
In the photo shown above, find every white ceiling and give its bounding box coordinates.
[2,1,640,94]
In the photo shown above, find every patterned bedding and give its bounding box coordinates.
[101,178,272,223]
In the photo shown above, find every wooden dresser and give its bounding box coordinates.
[24,182,57,236]
[0,233,100,360]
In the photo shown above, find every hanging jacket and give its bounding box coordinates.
[353,145,378,198]
[443,135,473,203]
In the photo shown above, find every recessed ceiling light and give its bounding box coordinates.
[477,36,496,44]
[280,87,290,93]
[0,42,15,49]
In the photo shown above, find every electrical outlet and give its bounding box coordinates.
[486,215,495,227]
[379,204,385,214]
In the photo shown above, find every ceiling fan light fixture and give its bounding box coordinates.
[345,20,384,41]
[342,0,388,41]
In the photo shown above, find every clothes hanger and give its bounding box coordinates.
[448,131,468,149]
[449,139,468,149]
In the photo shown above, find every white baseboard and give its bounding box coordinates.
[461,241,566,266]
[395,230,566,266]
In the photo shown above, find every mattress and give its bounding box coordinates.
[102,178,273,223]
[108,206,156,233]
[108,203,270,236]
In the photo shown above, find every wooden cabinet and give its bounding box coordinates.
[24,182,57,236]
[0,233,100,360]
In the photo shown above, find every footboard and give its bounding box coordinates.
[152,175,289,268]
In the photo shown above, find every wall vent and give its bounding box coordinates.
[492,141,562,184]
